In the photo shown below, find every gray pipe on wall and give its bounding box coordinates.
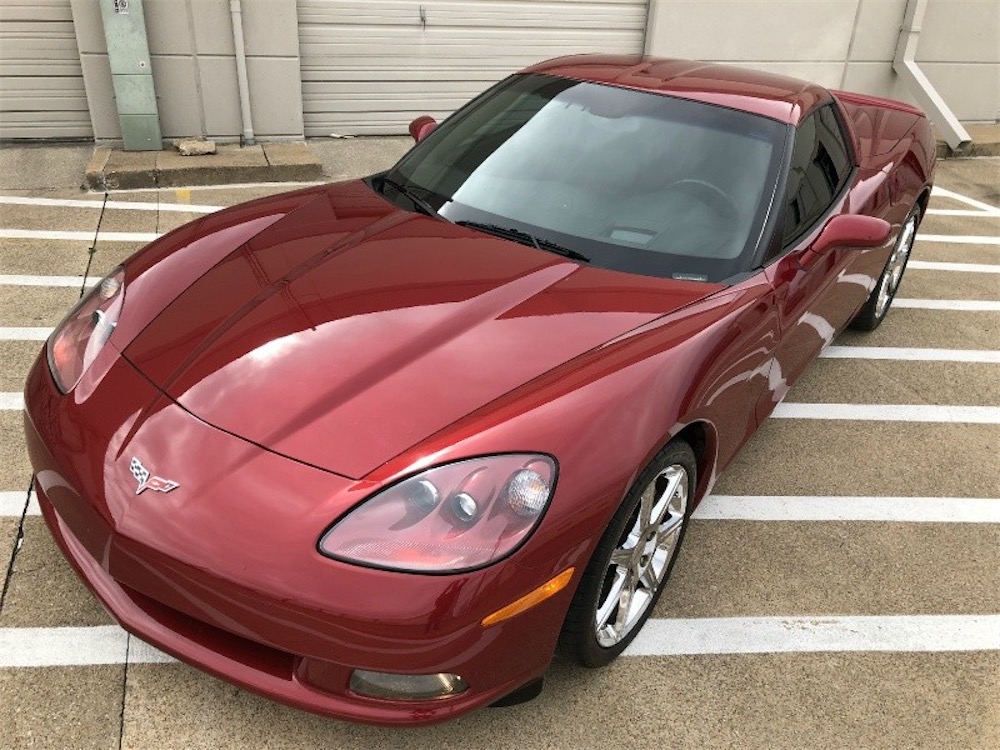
[230,0,256,146]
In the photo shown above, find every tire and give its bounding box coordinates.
[850,206,920,331]
[558,439,696,667]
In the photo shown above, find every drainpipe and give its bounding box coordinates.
[893,0,970,151]
[229,0,255,145]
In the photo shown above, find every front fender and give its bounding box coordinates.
[366,274,777,576]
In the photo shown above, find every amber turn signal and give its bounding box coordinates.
[481,567,575,628]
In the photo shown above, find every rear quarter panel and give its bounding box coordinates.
[834,91,936,222]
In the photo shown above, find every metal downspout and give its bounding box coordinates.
[893,0,971,151]
[230,0,256,146]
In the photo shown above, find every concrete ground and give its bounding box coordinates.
[0,142,997,749]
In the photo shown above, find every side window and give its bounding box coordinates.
[781,105,853,245]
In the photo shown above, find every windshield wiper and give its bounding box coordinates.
[455,221,590,263]
[375,175,440,219]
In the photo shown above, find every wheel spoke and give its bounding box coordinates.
[658,512,684,542]
[638,562,660,591]
[876,275,891,316]
[614,569,638,632]
[890,250,905,287]
[609,547,633,568]
[666,471,686,517]
[638,484,656,529]
[595,568,628,630]
[656,518,684,556]
[652,469,682,525]
[889,219,915,292]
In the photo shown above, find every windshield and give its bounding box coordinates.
[382,73,788,283]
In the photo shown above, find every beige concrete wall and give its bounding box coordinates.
[645,0,1000,123]
[55,0,1000,143]
[71,0,304,144]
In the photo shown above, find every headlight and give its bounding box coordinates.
[318,454,557,573]
[47,267,125,393]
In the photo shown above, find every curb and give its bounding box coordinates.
[84,142,324,191]
[936,140,1000,159]
[935,124,1000,159]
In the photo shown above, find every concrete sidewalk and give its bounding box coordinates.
[84,142,323,191]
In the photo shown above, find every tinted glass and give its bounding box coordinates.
[383,74,786,283]
[782,104,853,244]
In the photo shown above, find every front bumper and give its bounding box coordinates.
[22,350,570,725]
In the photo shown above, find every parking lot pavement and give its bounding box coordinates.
[1,665,126,749]
[0,144,95,192]
[1,149,998,749]
[788,359,1000,405]
[0,517,113,628]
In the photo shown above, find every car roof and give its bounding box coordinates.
[523,55,830,125]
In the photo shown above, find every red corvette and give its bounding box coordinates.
[24,55,934,725]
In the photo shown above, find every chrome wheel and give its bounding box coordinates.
[594,464,689,648]
[875,215,917,318]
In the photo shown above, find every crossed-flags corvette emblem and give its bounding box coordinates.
[129,457,180,495]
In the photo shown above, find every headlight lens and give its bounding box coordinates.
[319,454,557,572]
[47,267,125,393]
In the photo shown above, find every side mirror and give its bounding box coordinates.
[812,214,891,255]
[408,115,438,142]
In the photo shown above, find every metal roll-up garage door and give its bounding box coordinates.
[298,0,648,136]
[0,0,92,139]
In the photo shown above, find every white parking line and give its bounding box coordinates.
[1,393,25,410]
[0,228,161,243]
[0,195,220,214]
[820,346,999,363]
[932,187,1000,215]
[626,614,1000,656]
[926,208,1000,217]
[893,298,1000,311]
[907,260,1000,273]
[0,627,175,668]
[694,495,1000,523]
[0,327,51,340]
[0,491,36,516]
[2,615,996,667]
[917,234,1000,245]
[0,275,89,287]
[773,403,1000,423]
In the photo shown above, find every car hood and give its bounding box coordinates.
[123,181,720,479]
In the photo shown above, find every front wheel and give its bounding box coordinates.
[558,439,696,667]
[850,207,920,331]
